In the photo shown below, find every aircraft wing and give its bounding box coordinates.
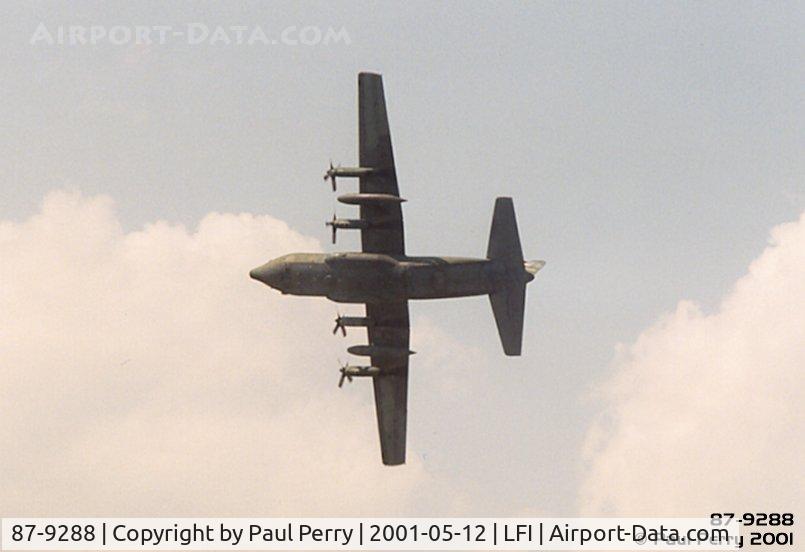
[358,72,405,255]
[359,73,409,464]
[365,300,410,465]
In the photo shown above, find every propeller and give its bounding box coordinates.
[323,160,337,191]
[325,213,337,244]
[332,310,347,336]
[338,359,353,388]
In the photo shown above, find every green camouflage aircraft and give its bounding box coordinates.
[251,73,544,465]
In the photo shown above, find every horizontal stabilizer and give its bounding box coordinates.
[487,197,523,263]
[489,284,526,356]
[487,197,529,356]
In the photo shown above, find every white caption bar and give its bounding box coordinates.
[1,518,739,551]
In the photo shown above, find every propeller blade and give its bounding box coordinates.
[338,358,352,388]
[333,319,347,336]
[331,225,337,244]
[333,311,347,336]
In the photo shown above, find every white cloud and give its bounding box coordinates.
[7,190,801,520]
[579,212,805,516]
[0,190,442,516]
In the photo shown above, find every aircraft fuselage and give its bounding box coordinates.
[250,253,532,304]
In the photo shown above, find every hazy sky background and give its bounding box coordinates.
[1,2,803,518]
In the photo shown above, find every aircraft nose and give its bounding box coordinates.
[249,260,284,289]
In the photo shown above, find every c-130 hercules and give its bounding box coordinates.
[250,73,544,465]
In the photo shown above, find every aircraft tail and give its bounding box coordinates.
[487,197,543,356]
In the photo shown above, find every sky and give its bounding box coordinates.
[1,1,803,519]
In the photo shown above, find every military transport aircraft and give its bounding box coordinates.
[250,73,544,465]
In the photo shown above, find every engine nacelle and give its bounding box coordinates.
[330,166,374,178]
[344,365,381,378]
[324,164,375,191]
[333,315,373,336]
[326,216,370,244]
[338,316,372,327]
[327,218,369,230]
